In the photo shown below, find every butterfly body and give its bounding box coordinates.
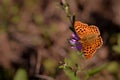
[79,34,97,43]
[74,21,103,59]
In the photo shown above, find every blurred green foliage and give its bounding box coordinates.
[59,51,107,80]
[13,68,28,80]
[43,58,58,75]
[112,33,120,54]
[87,64,107,79]
[106,61,119,74]
[59,52,81,80]
[0,67,12,80]
[64,68,80,80]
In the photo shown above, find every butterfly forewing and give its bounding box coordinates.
[74,21,91,39]
[89,25,100,36]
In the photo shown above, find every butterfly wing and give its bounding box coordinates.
[74,21,91,39]
[82,43,96,59]
[82,36,103,59]
[88,25,102,48]
[93,36,103,49]
[89,25,100,36]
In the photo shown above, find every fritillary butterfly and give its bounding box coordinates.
[74,21,103,59]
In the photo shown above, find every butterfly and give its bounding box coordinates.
[74,21,103,59]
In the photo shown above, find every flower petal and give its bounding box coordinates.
[69,33,82,51]
[69,39,76,45]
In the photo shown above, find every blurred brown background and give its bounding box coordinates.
[0,0,120,80]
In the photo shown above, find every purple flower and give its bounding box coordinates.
[75,42,82,51]
[72,34,80,40]
[69,38,76,45]
[69,33,82,51]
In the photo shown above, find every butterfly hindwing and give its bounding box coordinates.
[82,43,96,59]
[93,36,103,49]
[82,36,102,59]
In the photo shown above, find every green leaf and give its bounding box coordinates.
[43,59,58,74]
[13,68,28,80]
[64,58,73,67]
[117,33,120,45]
[106,61,119,74]
[112,45,120,53]
[64,68,80,80]
[88,64,107,77]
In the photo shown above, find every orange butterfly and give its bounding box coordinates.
[74,21,103,59]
